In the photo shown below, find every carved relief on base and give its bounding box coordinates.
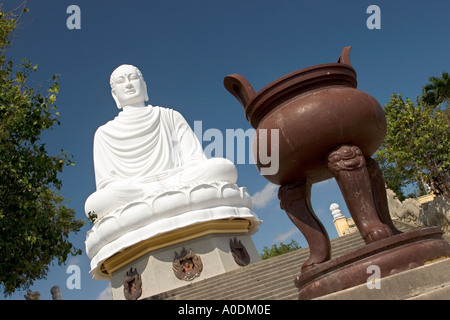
[173,247,203,281]
[123,267,142,300]
[230,237,250,266]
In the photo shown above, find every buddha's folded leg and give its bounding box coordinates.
[179,158,238,185]
[85,184,145,219]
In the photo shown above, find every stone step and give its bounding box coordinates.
[206,238,368,300]
[249,281,299,300]
[408,281,450,300]
[158,251,302,298]
[316,258,450,300]
[190,263,301,300]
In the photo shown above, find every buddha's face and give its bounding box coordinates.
[111,65,148,108]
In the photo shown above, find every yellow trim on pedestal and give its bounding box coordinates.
[99,218,252,277]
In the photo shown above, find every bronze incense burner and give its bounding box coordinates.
[224,47,450,299]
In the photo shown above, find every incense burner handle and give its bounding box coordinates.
[337,46,352,65]
[224,73,256,109]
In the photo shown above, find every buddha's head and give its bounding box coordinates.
[110,64,149,109]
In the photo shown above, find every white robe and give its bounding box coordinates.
[93,105,206,192]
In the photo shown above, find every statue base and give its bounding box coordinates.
[295,227,450,300]
[105,219,260,300]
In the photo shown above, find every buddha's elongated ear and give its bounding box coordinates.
[111,89,122,109]
[143,81,149,102]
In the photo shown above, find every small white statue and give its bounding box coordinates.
[85,64,237,219]
[330,203,345,221]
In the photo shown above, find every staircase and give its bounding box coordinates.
[146,221,418,300]
[146,231,365,300]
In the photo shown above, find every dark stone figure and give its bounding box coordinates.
[230,237,250,266]
[123,267,142,300]
[173,248,203,281]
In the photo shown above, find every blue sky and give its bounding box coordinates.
[2,0,449,300]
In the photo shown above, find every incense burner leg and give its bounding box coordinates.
[366,157,403,235]
[278,180,331,272]
[327,145,393,244]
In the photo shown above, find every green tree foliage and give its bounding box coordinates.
[422,71,450,127]
[421,72,450,108]
[374,88,449,200]
[0,4,84,296]
[260,239,301,260]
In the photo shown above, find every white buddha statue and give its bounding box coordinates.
[85,64,237,219]
[85,65,260,280]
